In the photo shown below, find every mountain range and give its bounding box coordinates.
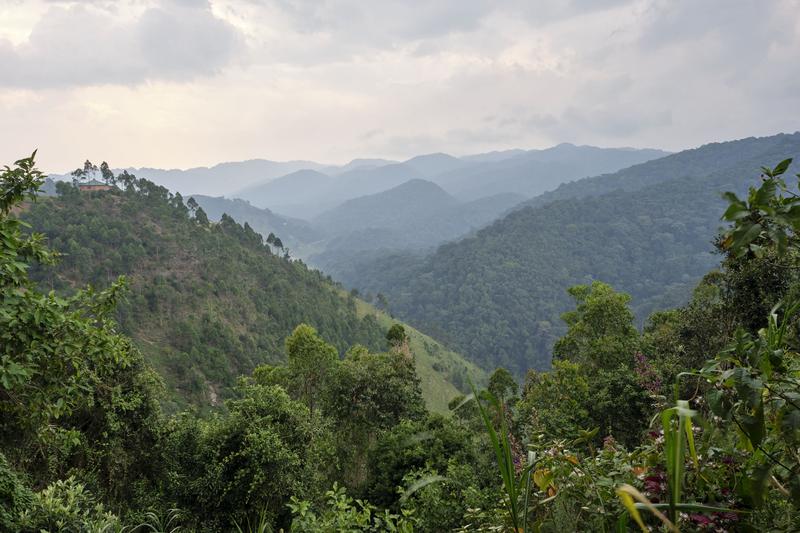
[41,135,800,379]
[339,133,800,374]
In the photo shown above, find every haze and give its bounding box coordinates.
[1,0,798,172]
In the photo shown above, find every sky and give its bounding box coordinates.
[0,0,798,173]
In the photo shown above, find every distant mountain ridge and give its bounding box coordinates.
[232,144,667,221]
[118,159,329,197]
[431,144,671,200]
[339,132,800,375]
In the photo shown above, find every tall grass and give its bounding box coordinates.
[466,380,535,532]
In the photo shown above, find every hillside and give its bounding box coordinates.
[313,179,459,237]
[307,189,524,280]
[191,194,321,250]
[347,292,486,413]
[523,133,800,209]
[345,133,800,374]
[22,177,476,412]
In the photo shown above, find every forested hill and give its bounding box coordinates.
[523,133,800,209]
[190,194,321,250]
[313,179,459,237]
[346,132,800,374]
[22,177,477,411]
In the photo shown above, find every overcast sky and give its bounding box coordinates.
[0,0,798,172]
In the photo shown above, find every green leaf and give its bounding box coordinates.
[731,222,762,253]
[616,489,648,533]
[741,400,765,447]
[773,158,792,176]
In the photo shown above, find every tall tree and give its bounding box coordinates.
[285,324,338,416]
[99,161,115,185]
[553,281,639,369]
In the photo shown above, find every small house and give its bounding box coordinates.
[78,179,112,192]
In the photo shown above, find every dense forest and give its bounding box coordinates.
[346,133,800,374]
[2,149,800,531]
[19,169,475,411]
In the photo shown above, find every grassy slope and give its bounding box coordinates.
[348,293,486,414]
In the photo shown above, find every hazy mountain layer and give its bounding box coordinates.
[432,144,670,200]
[341,133,800,374]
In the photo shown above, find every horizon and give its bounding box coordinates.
[44,139,676,174]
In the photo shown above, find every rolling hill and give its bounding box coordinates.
[306,183,524,280]
[22,176,481,413]
[234,169,333,218]
[313,179,459,237]
[342,132,800,374]
[402,153,467,176]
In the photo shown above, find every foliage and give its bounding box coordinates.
[524,282,652,447]
[364,416,486,511]
[1,153,163,510]
[160,383,337,531]
[517,361,591,442]
[285,324,338,416]
[466,382,534,532]
[386,323,408,348]
[553,281,639,369]
[19,476,123,533]
[326,348,426,432]
[0,452,33,531]
[720,158,800,257]
[288,483,415,532]
[487,368,517,404]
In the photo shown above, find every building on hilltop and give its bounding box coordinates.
[78,179,113,192]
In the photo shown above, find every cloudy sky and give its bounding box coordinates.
[0,0,798,172]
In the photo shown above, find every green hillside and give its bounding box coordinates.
[191,194,321,250]
[347,292,486,413]
[22,175,474,411]
[346,133,800,374]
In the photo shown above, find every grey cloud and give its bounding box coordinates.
[635,0,797,75]
[138,3,239,75]
[561,106,673,138]
[0,1,242,88]
[484,105,671,142]
[269,0,494,41]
